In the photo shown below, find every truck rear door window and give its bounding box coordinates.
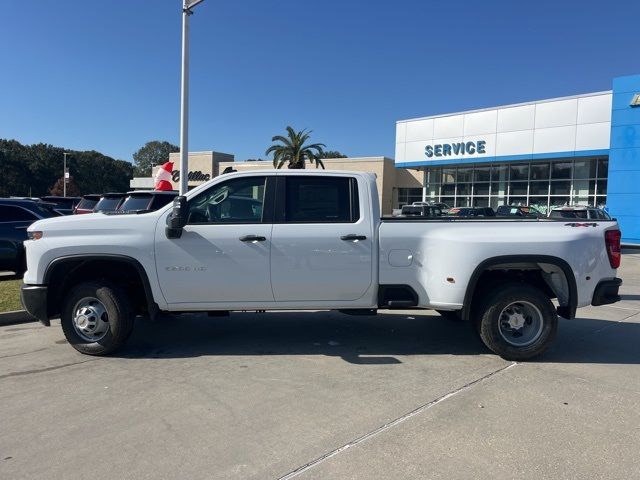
[283,177,359,223]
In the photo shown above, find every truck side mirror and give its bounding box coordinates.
[166,196,188,239]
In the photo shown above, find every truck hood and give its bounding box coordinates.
[29,211,162,236]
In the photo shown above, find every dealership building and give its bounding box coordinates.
[131,74,639,244]
[395,74,640,244]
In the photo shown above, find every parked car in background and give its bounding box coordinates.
[117,191,178,214]
[496,205,544,218]
[93,193,126,213]
[412,201,451,213]
[400,205,443,217]
[548,206,611,220]
[0,198,55,274]
[74,194,101,214]
[40,196,81,215]
[447,207,496,217]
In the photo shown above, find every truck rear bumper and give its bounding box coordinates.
[20,284,50,326]
[591,278,622,306]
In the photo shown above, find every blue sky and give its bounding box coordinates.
[1,0,638,163]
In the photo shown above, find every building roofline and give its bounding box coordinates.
[396,90,612,124]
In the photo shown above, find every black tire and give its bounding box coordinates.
[61,281,135,356]
[476,283,557,361]
[436,310,463,321]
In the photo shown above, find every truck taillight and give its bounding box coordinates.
[604,229,621,269]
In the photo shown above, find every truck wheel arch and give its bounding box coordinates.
[44,254,159,320]
[461,255,578,321]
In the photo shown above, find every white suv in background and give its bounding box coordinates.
[548,206,611,220]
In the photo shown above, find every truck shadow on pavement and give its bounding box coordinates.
[114,311,640,365]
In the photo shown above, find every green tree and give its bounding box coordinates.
[0,139,134,196]
[132,140,179,176]
[319,150,347,159]
[266,127,325,169]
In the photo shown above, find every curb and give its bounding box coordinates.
[0,310,35,326]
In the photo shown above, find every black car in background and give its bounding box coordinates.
[74,194,101,214]
[447,207,496,217]
[116,190,178,213]
[0,199,55,274]
[400,205,444,217]
[93,193,126,213]
[40,196,81,215]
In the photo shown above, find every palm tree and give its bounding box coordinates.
[266,126,326,169]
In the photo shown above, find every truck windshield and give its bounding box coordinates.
[119,196,152,211]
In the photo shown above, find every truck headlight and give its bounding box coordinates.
[27,231,43,240]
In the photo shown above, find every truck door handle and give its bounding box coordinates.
[340,234,367,241]
[239,235,266,242]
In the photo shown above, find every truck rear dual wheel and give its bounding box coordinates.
[61,281,135,356]
[476,283,558,361]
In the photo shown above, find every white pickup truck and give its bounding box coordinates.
[21,170,622,360]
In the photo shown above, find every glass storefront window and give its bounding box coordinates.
[572,180,590,197]
[530,162,550,180]
[510,182,528,196]
[457,168,473,183]
[596,179,607,195]
[529,181,548,196]
[574,159,597,179]
[490,197,506,209]
[509,196,527,206]
[442,169,456,184]
[474,166,491,182]
[551,161,572,179]
[473,197,489,207]
[550,181,571,195]
[510,164,529,181]
[474,183,490,195]
[441,184,455,196]
[425,183,439,198]
[457,196,472,207]
[457,183,471,195]
[425,168,441,185]
[409,156,608,213]
[491,182,507,196]
[491,164,509,182]
[597,158,608,177]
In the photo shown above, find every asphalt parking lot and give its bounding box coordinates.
[1,254,639,480]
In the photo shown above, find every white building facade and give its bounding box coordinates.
[394,74,640,245]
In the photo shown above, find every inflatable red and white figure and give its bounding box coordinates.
[154,161,174,191]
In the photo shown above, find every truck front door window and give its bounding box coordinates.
[188,177,266,224]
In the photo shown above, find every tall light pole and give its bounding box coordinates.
[63,152,70,197]
[179,0,205,195]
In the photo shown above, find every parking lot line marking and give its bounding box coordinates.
[277,362,518,480]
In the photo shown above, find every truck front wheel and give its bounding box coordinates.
[61,281,134,356]
[477,283,558,361]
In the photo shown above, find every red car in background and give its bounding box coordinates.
[74,194,101,214]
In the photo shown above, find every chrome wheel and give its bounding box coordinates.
[498,300,544,347]
[72,297,109,342]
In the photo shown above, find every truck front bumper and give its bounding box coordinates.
[20,284,50,326]
[591,278,622,307]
